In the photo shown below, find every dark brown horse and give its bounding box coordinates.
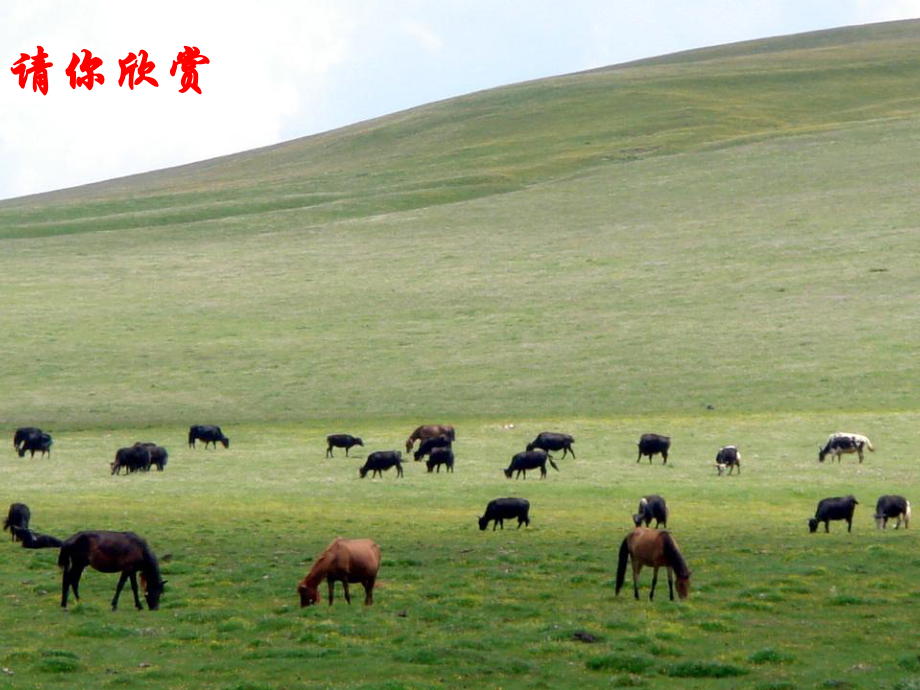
[58,531,166,610]
[297,538,380,607]
[615,527,690,601]
[405,425,455,453]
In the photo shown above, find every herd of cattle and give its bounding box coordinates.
[3,423,912,609]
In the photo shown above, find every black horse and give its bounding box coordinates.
[188,425,229,449]
[4,503,30,541]
[59,530,166,610]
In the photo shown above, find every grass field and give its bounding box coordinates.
[2,18,920,690]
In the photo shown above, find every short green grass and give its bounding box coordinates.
[1,18,920,690]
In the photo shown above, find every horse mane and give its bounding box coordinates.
[137,536,161,583]
[661,532,690,579]
[304,539,341,585]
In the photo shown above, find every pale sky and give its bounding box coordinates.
[1,0,918,201]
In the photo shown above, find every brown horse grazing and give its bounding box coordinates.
[405,425,455,453]
[58,531,166,610]
[297,538,380,607]
[615,527,690,601]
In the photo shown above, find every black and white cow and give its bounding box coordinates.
[809,495,858,533]
[818,432,874,463]
[637,433,670,464]
[874,495,910,529]
[633,495,668,528]
[715,446,741,475]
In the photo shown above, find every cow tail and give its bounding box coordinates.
[615,537,629,595]
[906,501,912,528]
[866,438,875,452]
[549,457,560,472]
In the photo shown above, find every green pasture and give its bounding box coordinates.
[1,17,920,690]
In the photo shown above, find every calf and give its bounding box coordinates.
[526,432,575,459]
[637,433,670,464]
[633,495,668,528]
[715,446,741,475]
[478,498,531,531]
[189,424,230,449]
[809,495,858,533]
[818,432,874,463]
[18,431,52,458]
[503,450,559,479]
[326,434,364,458]
[11,527,62,549]
[425,447,454,473]
[359,451,404,479]
[874,495,910,530]
[4,503,31,541]
[111,444,151,475]
[414,435,452,462]
[136,442,169,471]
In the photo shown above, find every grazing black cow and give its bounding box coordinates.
[425,447,454,473]
[637,433,670,464]
[413,435,452,462]
[326,434,364,458]
[478,498,531,531]
[874,495,910,530]
[633,495,668,528]
[4,503,31,541]
[188,425,230,449]
[503,450,559,480]
[809,495,859,533]
[526,432,575,459]
[818,433,874,463]
[18,431,53,458]
[11,526,62,549]
[715,446,741,475]
[136,443,168,471]
[359,451,404,479]
[13,427,42,453]
[111,445,151,475]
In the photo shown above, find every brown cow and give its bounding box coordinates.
[297,538,381,607]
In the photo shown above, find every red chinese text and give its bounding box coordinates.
[66,49,104,90]
[11,45,53,95]
[118,49,158,90]
[169,45,209,94]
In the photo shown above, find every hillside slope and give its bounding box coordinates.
[1,20,918,427]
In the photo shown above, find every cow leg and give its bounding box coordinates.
[569,446,576,459]
[326,446,332,458]
[637,451,641,463]
[129,572,143,610]
[632,560,642,600]
[492,520,498,531]
[342,581,352,604]
[364,578,375,605]
[112,572,129,610]
[825,520,830,533]
[662,451,668,464]
[847,517,852,533]
[345,447,350,457]
[649,567,659,601]
[667,567,674,601]
[327,577,335,605]
[858,449,864,463]
[499,519,504,530]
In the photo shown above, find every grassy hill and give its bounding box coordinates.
[2,19,920,429]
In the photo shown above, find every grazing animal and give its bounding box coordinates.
[297,538,380,607]
[188,425,230,449]
[715,446,741,475]
[526,432,576,459]
[818,432,874,463]
[637,433,671,464]
[13,427,42,453]
[633,495,668,528]
[4,503,31,541]
[874,495,911,530]
[359,451,403,479]
[616,527,691,601]
[503,450,559,479]
[405,425,455,453]
[413,434,452,461]
[478,498,530,531]
[58,530,166,610]
[809,495,859,533]
[134,443,168,471]
[111,444,151,475]
[17,431,53,458]
[425,447,454,473]
[12,526,62,549]
[326,434,364,458]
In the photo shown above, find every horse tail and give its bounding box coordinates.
[661,532,690,579]
[549,457,560,472]
[615,536,630,595]
[57,542,71,571]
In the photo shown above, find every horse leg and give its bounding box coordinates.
[364,577,375,605]
[342,581,352,605]
[667,567,674,601]
[61,567,71,608]
[112,572,129,610]
[129,572,143,610]
[649,567,659,601]
[70,566,85,601]
[327,577,335,605]
[632,561,642,600]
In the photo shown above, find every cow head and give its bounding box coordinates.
[359,466,368,478]
[355,438,364,447]
[478,515,488,530]
[808,518,819,533]
[817,446,827,463]
[503,468,513,478]
[632,513,644,527]
[220,437,230,449]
